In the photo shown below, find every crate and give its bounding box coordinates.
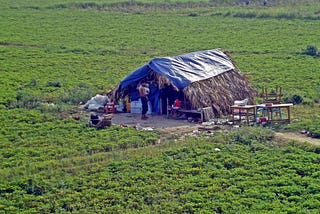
[130,99,151,114]
[130,107,142,114]
[105,103,115,113]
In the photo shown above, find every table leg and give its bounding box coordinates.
[232,109,235,124]
[246,110,249,124]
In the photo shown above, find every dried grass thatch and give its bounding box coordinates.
[183,69,257,115]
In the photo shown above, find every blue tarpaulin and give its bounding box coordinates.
[119,49,234,90]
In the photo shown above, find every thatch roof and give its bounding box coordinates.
[109,49,257,116]
[183,69,257,115]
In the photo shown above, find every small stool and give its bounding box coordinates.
[105,103,115,113]
[270,108,282,120]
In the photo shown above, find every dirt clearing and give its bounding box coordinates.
[275,132,320,146]
[104,113,320,146]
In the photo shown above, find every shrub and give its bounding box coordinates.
[284,94,303,105]
[302,45,318,57]
[46,81,62,88]
[188,12,198,17]
[307,125,320,138]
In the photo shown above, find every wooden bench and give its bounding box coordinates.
[177,109,203,121]
[168,107,213,122]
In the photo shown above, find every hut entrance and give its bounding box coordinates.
[160,84,184,115]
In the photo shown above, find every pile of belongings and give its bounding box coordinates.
[83,94,109,112]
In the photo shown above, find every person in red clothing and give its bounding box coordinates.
[173,99,181,108]
[171,99,182,118]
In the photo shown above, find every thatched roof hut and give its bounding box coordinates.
[109,49,257,116]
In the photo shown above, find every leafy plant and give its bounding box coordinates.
[302,45,318,57]
[284,94,303,105]
[46,81,62,88]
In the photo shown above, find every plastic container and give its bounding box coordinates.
[130,99,151,114]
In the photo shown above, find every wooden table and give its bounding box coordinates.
[230,105,256,125]
[257,103,293,124]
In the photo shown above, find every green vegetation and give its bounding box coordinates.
[1,127,320,213]
[1,0,320,212]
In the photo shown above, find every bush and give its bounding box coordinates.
[284,94,303,105]
[307,125,320,138]
[46,81,62,88]
[302,45,318,57]
[188,12,198,17]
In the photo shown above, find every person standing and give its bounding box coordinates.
[138,83,149,120]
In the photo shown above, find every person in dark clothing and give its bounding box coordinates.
[138,83,149,120]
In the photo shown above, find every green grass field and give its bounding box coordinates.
[1,0,320,212]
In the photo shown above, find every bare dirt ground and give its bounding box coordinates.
[111,113,201,142]
[110,113,320,146]
[111,113,200,130]
[274,132,320,146]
